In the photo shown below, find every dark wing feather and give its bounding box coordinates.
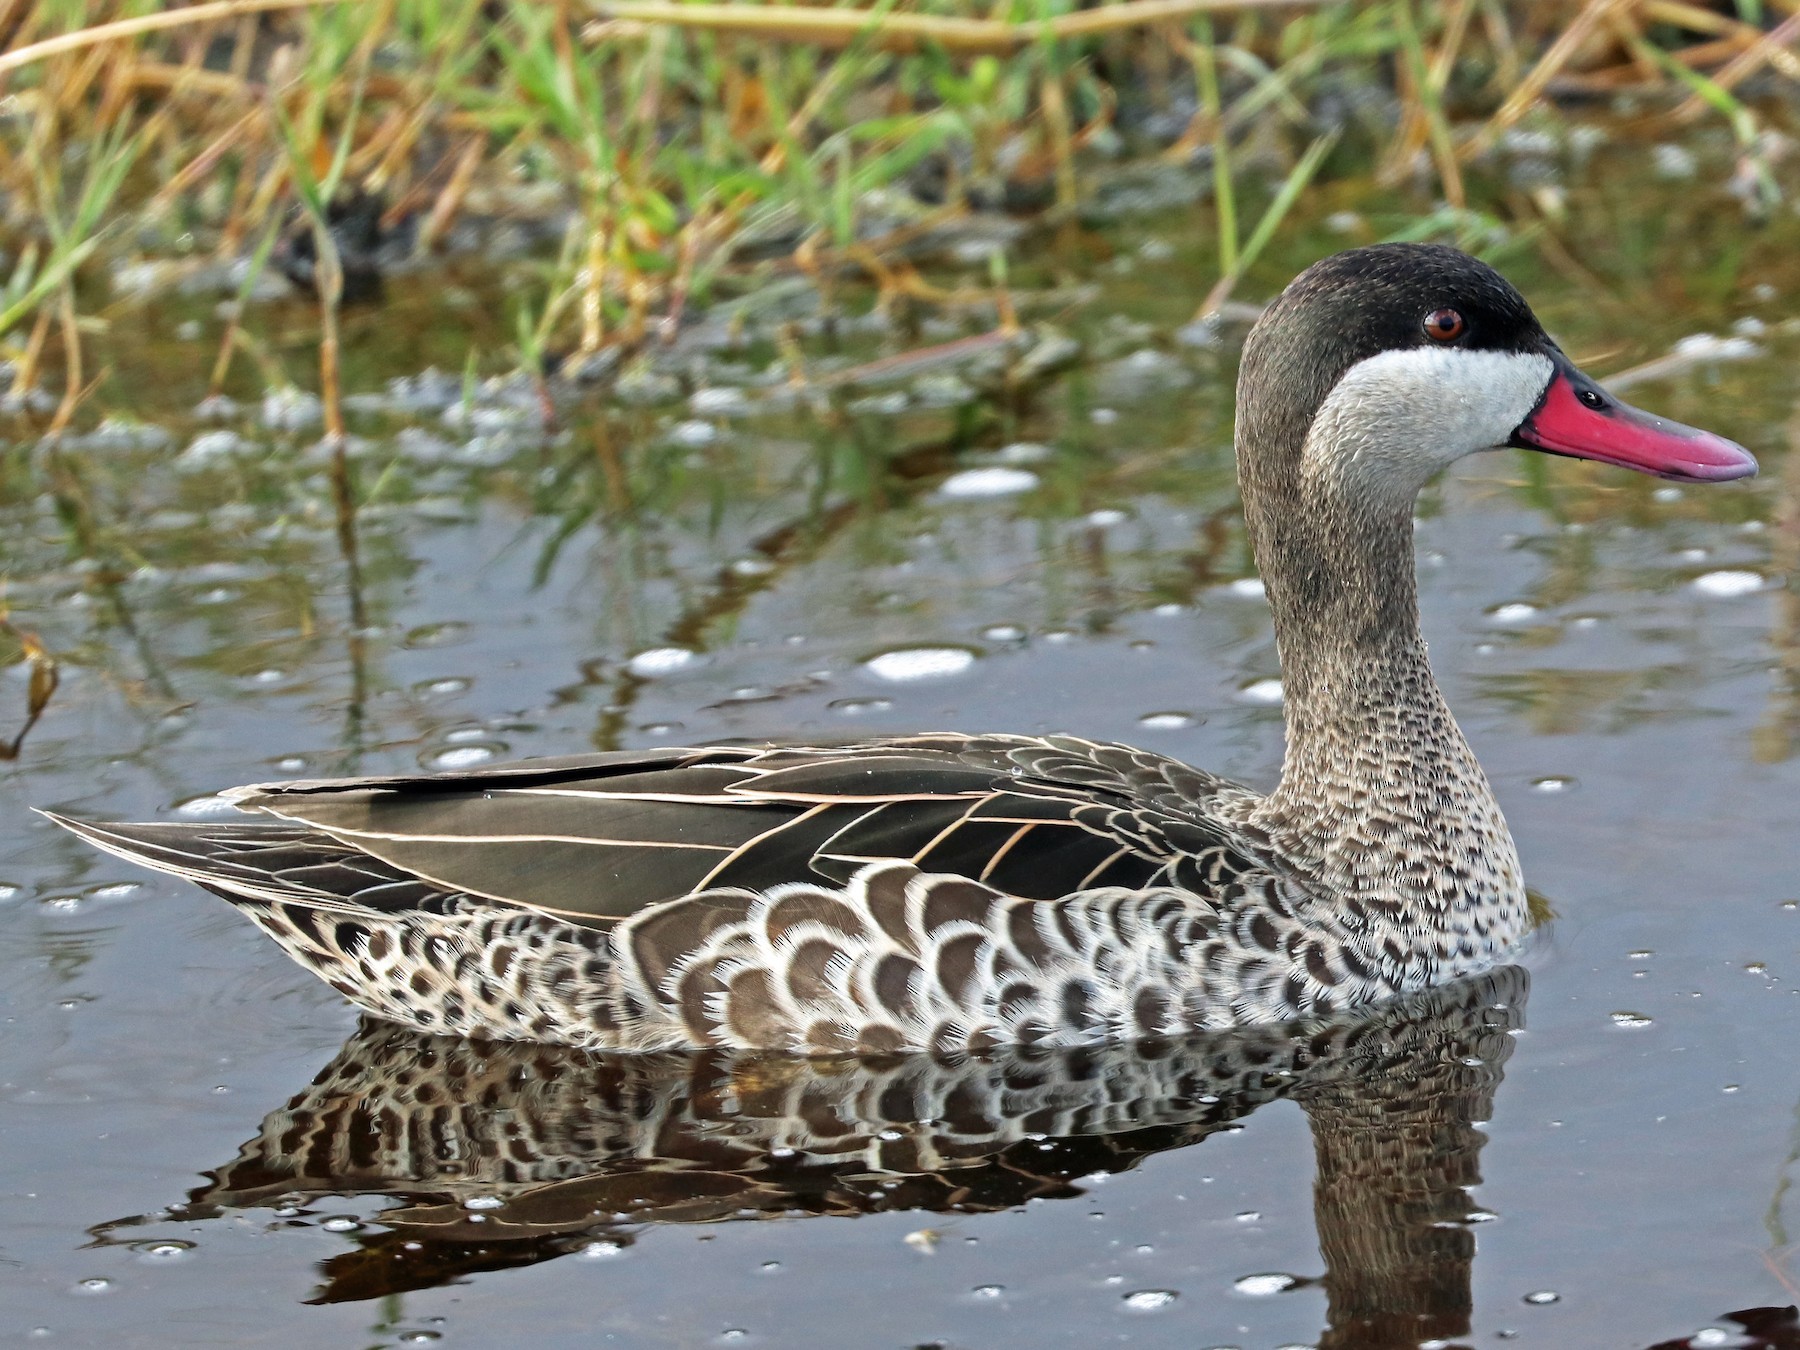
[248,789,797,918]
[230,746,767,799]
[68,735,1263,928]
[41,815,478,916]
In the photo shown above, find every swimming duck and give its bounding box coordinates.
[48,244,1756,1054]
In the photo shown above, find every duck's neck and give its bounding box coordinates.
[1241,477,1526,953]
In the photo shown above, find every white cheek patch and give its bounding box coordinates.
[1302,347,1554,504]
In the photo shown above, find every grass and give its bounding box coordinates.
[0,0,1797,424]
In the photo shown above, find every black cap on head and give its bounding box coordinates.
[1262,242,1548,365]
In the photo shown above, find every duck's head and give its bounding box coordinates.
[1236,243,1756,514]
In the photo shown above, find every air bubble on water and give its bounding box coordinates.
[761,1259,783,1272]
[1487,602,1538,624]
[938,467,1039,499]
[1139,711,1196,729]
[627,647,702,678]
[1464,1209,1499,1223]
[1523,1290,1560,1305]
[971,1284,1005,1299]
[1629,950,1654,960]
[1235,1211,1260,1223]
[718,1331,749,1344]
[578,1239,625,1259]
[670,419,720,448]
[1152,603,1185,617]
[463,1195,504,1210]
[1122,1289,1178,1312]
[1238,679,1284,705]
[691,387,751,417]
[428,745,498,769]
[275,756,308,772]
[86,882,142,900]
[903,1229,939,1254]
[43,896,82,911]
[1611,1012,1653,1028]
[1724,1084,1741,1093]
[830,697,895,715]
[1226,577,1266,599]
[1233,1272,1299,1296]
[73,1278,112,1294]
[864,648,977,682]
[1693,570,1765,598]
[982,624,1026,643]
[1530,776,1575,793]
[320,1216,362,1233]
[397,1333,442,1345]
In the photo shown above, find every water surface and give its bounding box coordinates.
[3,136,1800,1348]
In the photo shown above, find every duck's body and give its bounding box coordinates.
[55,730,1515,1053]
[50,245,1756,1053]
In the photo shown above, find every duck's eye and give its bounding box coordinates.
[1423,308,1466,343]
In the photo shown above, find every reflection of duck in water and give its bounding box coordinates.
[98,969,1522,1345]
[48,247,1755,1053]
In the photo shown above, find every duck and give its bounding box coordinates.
[46,244,1757,1055]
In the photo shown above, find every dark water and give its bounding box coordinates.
[4,137,1800,1347]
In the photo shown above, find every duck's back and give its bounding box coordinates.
[227,734,1261,914]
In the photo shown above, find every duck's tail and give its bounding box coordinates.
[36,810,424,916]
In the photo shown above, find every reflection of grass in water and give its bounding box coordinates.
[1,0,1796,405]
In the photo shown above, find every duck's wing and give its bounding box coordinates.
[57,735,1268,930]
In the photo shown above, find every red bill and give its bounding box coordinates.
[1511,358,1757,483]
